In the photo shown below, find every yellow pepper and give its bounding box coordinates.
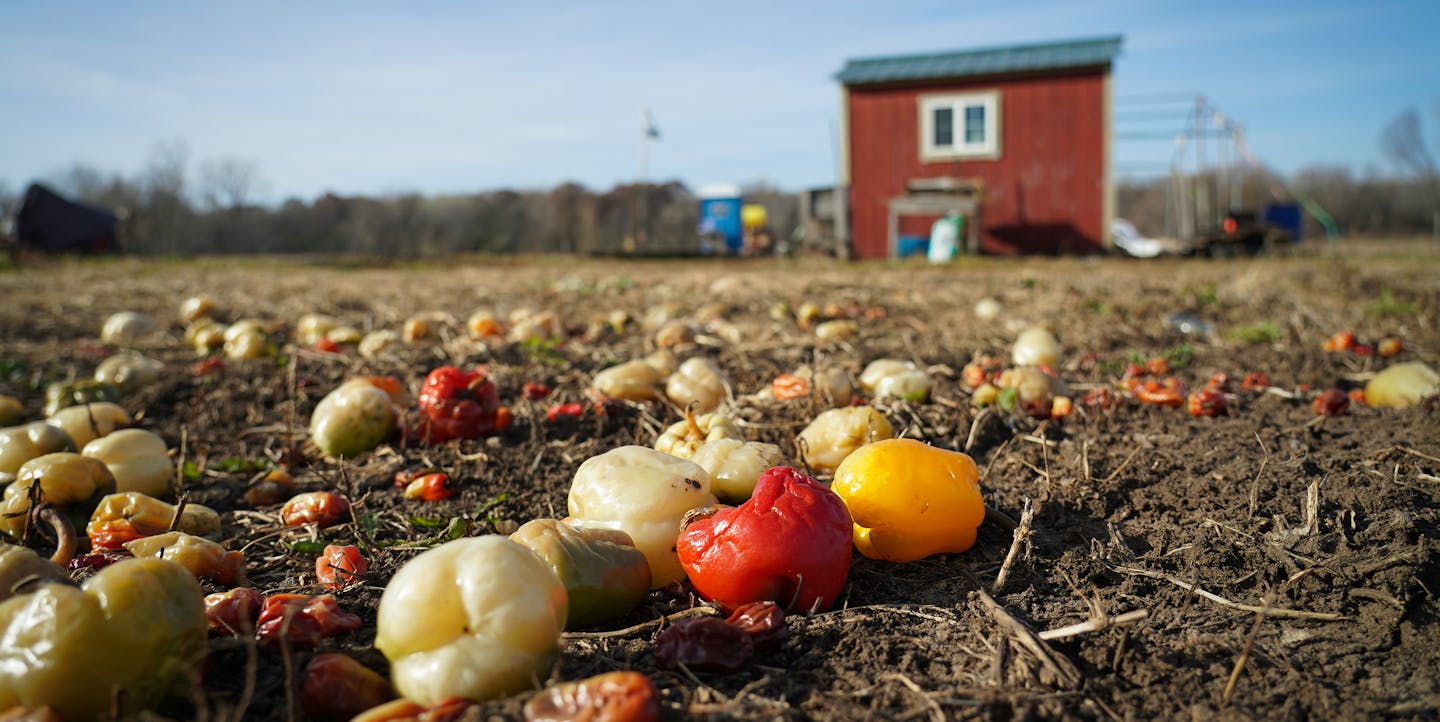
[0,557,208,719]
[831,438,984,562]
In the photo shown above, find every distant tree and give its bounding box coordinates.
[198,158,261,210]
[1380,106,1440,238]
[1382,107,1438,183]
[134,141,195,254]
[50,164,112,201]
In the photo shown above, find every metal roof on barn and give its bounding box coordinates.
[836,35,1122,86]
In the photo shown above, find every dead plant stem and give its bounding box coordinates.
[1107,563,1345,620]
[993,498,1036,593]
[975,589,1081,689]
[1222,596,1272,706]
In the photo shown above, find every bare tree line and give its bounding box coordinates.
[1,143,799,257]
[3,104,1434,256]
[1120,105,1440,242]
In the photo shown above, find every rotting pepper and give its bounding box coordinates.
[403,472,455,501]
[256,593,363,646]
[417,366,510,444]
[522,671,660,722]
[315,544,368,590]
[0,557,208,720]
[676,466,852,612]
[301,653,396,721]
[509,519,650,630]
[831,438,985,562]
[87,491,221,549]
[0,452,117,545]
[375,536,567,705]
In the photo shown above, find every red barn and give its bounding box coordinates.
[836,36,1122,258]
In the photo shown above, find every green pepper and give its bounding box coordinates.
[0,557,208,719]
[510,519,651,630]
[43,379,121,417]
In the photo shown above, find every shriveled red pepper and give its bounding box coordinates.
[546,402,586,422]
[353,697,474,722]
[301,653,395,721]
[725,601,788,649]
[1202,373,1230,394]
[522,382,551,401]
[1242,371,1270,392]
[1323,330,1356,353]
[676,466,852,612]
[1187,390,1227,417]
[771,374,810,400]
[417,366,509,443]
[68,548,133,572]
[256,593,362,646]
[205,586,265,636]
[522,671,661,722]
[281,491,352,528]
[316,544,368,589]
[653,616,754,673]
[1313,388,1350,417]
[191,357,225,377]
[1127,377,1186,407]
[1083,386,1120,410]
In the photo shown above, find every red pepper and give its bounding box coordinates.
[301,653,395,721]
[771,374,810,400]
[653,617,754,673]
[725,601,788,649]
[1242,371,1270,392]
[1083,386,1119,410]
[1313,389,1350,417]
[280,491,352,528]
[205,587,265,636]
[521,382,551,400]
[522,671,660,722]
[316,544,368,590]
[191,357,225,377]
[1202,373,1230,394]
[417,366,506,443]
[1127,376,1186,407]
[255,593,362,646]
[546,402,586,422]
[403,472,454,501]
[1187,390,1227,417]
[676,466,852,612]
[1323,330,1356,353]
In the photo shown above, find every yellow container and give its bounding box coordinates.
[741,204,768,230]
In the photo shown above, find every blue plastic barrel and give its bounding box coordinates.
[1263,203,1303,243]
[698,187,744,255]
[898,235,930,257]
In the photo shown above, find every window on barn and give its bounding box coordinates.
[919,91,1000,161]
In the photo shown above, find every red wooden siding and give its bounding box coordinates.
[846,69,1107,258]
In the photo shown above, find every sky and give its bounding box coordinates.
[2,1,1437,205]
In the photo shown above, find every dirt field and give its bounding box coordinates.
[1,243,1438,721]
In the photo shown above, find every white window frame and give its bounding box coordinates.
[919,91,1001,162]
